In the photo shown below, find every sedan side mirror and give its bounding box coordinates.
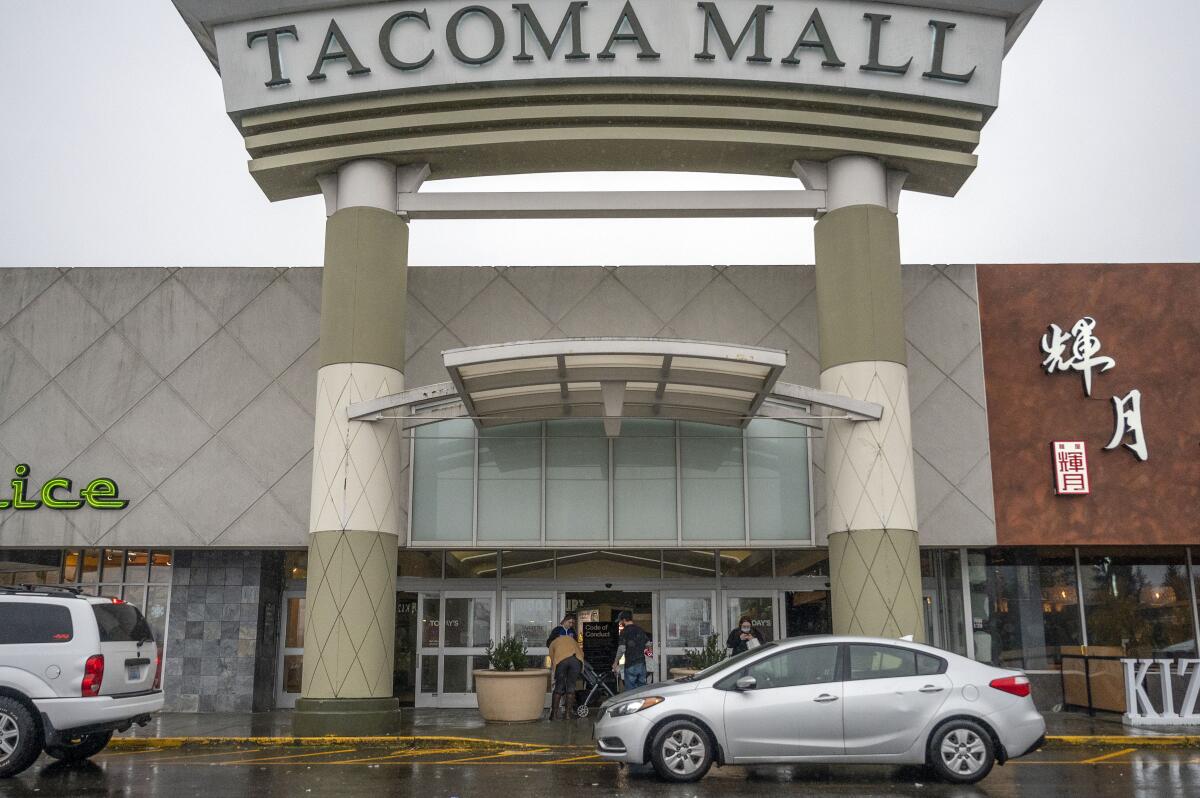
[735,675,757,691]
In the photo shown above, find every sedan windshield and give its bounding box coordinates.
[681,642,779,681]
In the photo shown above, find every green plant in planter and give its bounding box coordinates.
[485,636,529,671]
[684,633,726,670]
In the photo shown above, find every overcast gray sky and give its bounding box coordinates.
[1,0,1196,267]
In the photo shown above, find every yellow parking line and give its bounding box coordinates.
[543,753,604,765]
[331,747,472,765]
[135,747,266,764]
[1081,747,1137,764]
[428,748,551,765]
[218,747,357,765]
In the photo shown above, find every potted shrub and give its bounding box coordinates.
[473,636,550,722]
[671,633,726,679]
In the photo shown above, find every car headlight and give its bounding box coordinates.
[609,696,665,716]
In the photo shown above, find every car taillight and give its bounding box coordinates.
[82,654,104,697]
[989,674,1031,698]
[153,646,163,690]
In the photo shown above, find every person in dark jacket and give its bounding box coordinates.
[545,613,577,647]
[612,610,649,691]
[726,616,765,655]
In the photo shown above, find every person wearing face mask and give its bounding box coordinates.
[726,616,764,655]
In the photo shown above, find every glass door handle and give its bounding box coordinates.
[813,694,839,703]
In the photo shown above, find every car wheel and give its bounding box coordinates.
[649,720,713,783]
[45,731,114,762]
[0,697,43,779]
[929,720,995,784]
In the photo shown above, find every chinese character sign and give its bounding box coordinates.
[1106,389,1149,462]
[1040,316,1116,397]
[1052,441,1090,495]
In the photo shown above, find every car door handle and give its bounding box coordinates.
[813,694,839,703]
[919,685,945,693]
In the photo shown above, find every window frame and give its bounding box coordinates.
[842,643,947,682]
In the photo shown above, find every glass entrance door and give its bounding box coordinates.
[416,591,495,707]
[504,591,560,671]
[724,591,780,649]
[659,591,715,679]
[275,590,305,709]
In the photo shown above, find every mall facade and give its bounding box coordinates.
[2,0,1198,730]
[1,261,1197,716]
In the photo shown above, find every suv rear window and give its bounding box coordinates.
[92,602,154,643]
[0,602,74,644]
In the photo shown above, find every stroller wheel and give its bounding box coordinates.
[575,705,590,718]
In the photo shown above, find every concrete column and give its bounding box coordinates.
[294,159,423,735]
[814,156,924,641]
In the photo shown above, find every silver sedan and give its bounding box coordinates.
[593,635,1045,784]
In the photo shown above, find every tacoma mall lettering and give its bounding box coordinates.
[220,0,1004,114]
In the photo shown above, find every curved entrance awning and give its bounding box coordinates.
[444,338,785,435]
[346,338,885,434]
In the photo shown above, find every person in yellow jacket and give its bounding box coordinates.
[548,631,584,720]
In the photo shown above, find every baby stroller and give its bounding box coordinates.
[574,660,618,718]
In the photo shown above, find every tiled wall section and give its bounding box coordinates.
[0,265,994,548]
[163,549,281,712]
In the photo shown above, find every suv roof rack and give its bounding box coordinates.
[0,584,89,600]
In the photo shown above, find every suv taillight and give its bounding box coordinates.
[82,654,104,697]
[153,646,163,690]
[989,674,1031,698]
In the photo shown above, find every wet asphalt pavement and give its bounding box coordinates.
[3,739,1199,798]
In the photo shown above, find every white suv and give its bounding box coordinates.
[0,586,164,778]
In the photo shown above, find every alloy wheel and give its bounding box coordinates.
[0,711,18,759]
[662,728,706,775]
[939,728,987,775]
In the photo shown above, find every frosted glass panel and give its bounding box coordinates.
[680,422,744,541]
[411,420,475,542]
[746,420,811,541]
[478,423,541,541]
[614,420,676,541]
[546,420,608,541]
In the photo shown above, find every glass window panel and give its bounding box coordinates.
[966,548,1084,669]
[720,550,772,578]
[124,550,149,583]
[1079,547,1195,658]
[122,585,146,611]
[412,420,475,542]
[284,550,308,581]
[398,550,443,578]
[500,550,555,579]
[420,655,438,693]
[285,597,305,648]
[613,420,676,541]
[0,550,61,585]
[477,423,540,541]
[555,550,661,579]
[283,655,304,694]
[80,549,100,583]
[101,549,124,582]
[679,423,744,541]
[744,644,839,688]
[663,550,717,579]
[146,586,169,648]
[922,548,967,657]
[785,591,831,637]
[63,550,81,583]
[442,655,490,693]
[774,550,828,577]
[150,551,172,583]
[663,597,712,648]
[420,594,441,648]
[746,420,810,541]
[546,420,608,541]
[445,551,497,579]
[727,595,775,643]
[849,644,917,680]
[444,597,492,648]
[506,596,557,650]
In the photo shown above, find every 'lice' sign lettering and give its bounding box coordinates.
[216,0,1004,115]
[0,464,128,512]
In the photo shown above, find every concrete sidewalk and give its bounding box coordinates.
[110,708,1200,748]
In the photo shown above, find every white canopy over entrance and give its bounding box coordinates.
[346,338,883,434]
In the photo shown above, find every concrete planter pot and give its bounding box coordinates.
[473,669,550,722]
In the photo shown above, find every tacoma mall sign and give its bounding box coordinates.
[218,1,1004,114]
